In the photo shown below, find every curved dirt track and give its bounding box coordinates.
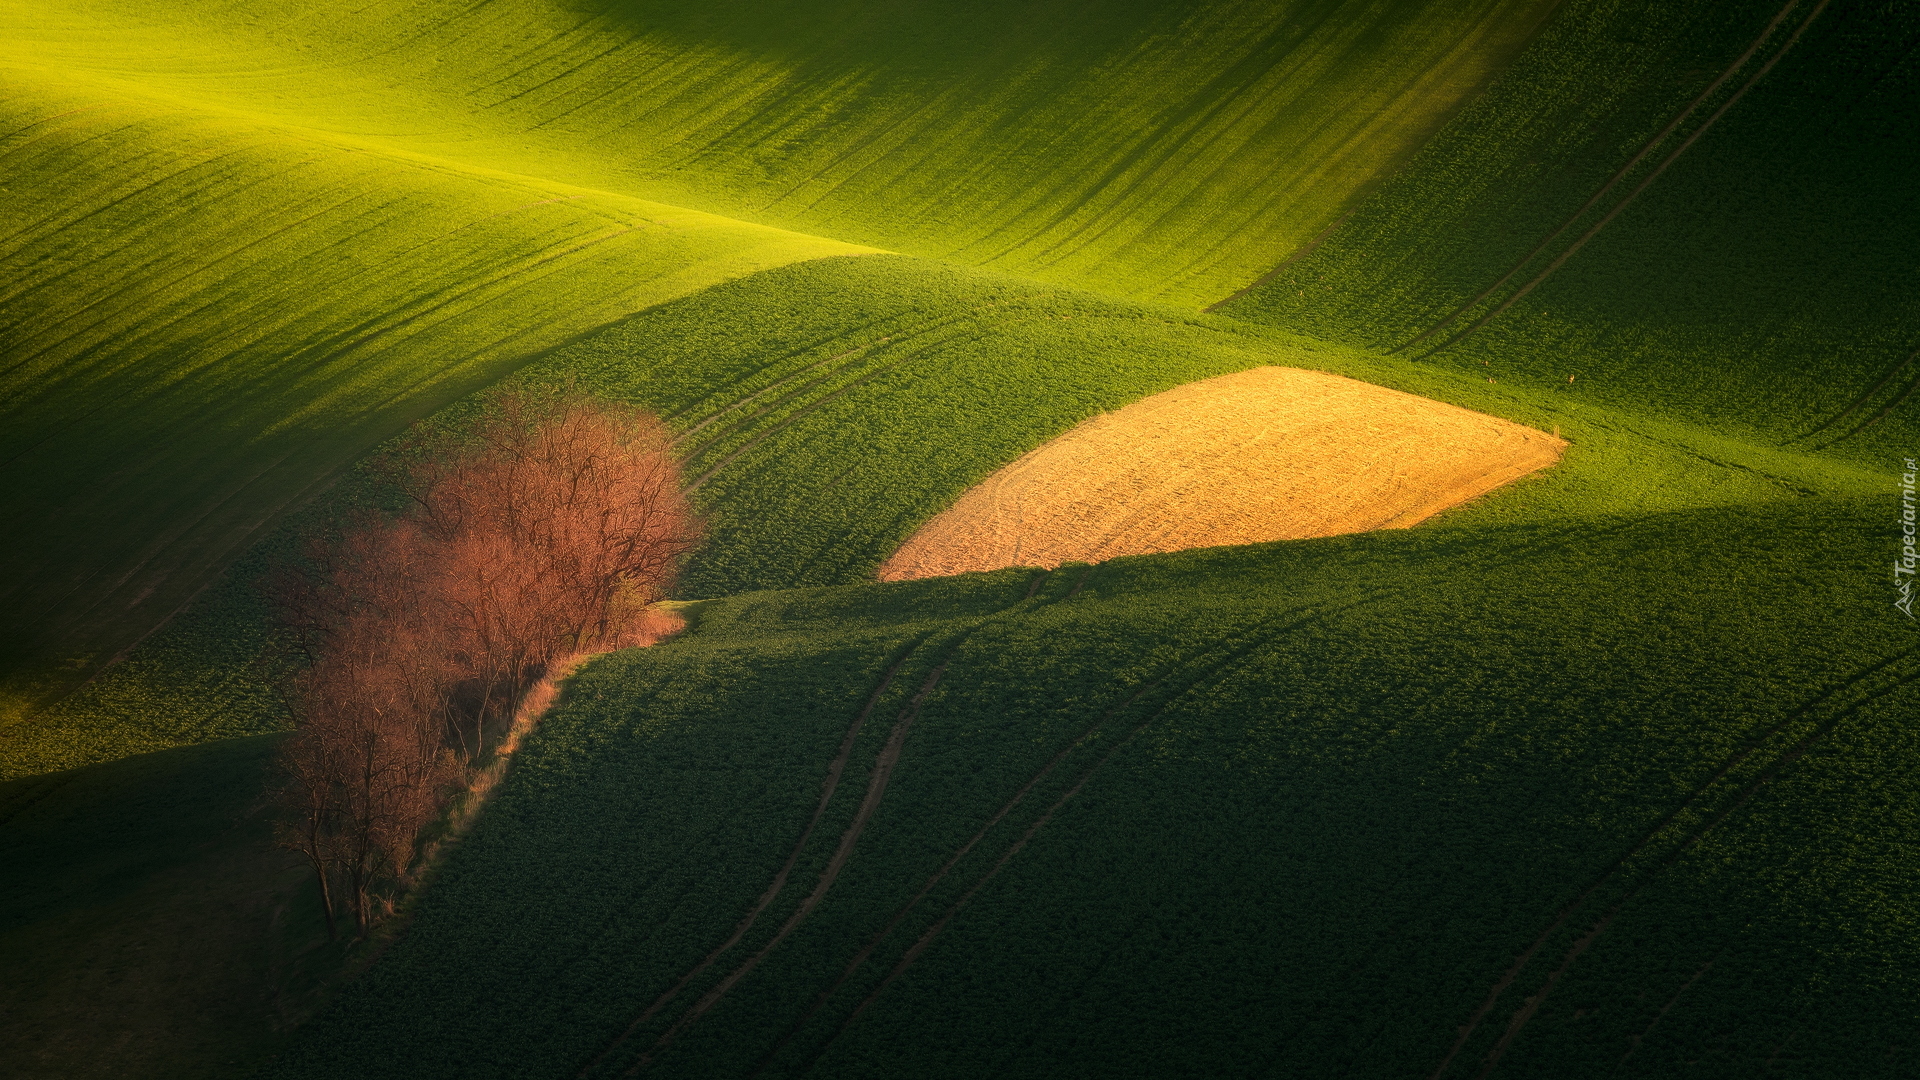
[879,366,1565,580]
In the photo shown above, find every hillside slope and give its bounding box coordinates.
[0,68,868,721]
[262,495,1918,1078]
[1220,0,1920,451]
[9,248,1882,781]
[1,0,1559,305]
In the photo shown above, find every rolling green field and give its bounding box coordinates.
[0,75,865,721]
[2,0,1916,1076]
[1220,0,1920,448]
[0,0,1576,720]
[13,250,1878,781]
[1,0,1557,305]
[260,497,1918,1078]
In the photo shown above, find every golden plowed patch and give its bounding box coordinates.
[879,367,1565,580]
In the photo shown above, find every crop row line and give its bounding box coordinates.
[1433,645,1920,1079]
[1797,347,1920,447]
[1399,0,1829,359]
[772,517,1653,1074]
[584,568,1084,1077]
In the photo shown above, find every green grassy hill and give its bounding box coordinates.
[0,74,865,722]
[259,496,1918,1078]
[1220,0,1920,449]
[1,0,1914,1076]
[2,0,1558,305]
[13,250,1877,780]
[0,0,1577,721]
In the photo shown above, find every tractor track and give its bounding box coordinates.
[572,638,926,1079]
[1430,647,1919,1079]
[1794,347,1918,443]
[583,570,1078,1076]
[774,518,1647,1074]
[1397,0,1810,354]
[1416,0,1831,359]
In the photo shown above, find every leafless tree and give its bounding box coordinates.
[267,390,696,937]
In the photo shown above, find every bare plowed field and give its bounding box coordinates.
[879,367,1565,580]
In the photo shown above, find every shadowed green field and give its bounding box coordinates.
[0,734,333,1079]
[1220,0,1920,451]
[260,497,1919,1078]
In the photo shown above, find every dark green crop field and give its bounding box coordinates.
[2,0,1914,1075]
[261,498,1918,1078]
[1220,0,1920,448]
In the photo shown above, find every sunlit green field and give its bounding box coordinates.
[2,0,1914,1076]
[0,77,863,720]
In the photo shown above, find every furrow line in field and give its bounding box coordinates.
[0,102,121,144]
[965,11,1346,270]
[1203,213,1351,314]
[757,82,953,214]
[1793,347,1917,442]
[0,158,403,337]
[1431,645,1917,1079]
[573,638,928,1079]
[788,521,1650,1072]
[593,571,1073,1076]
[804,603,1363,1064]
[259,222,637,378]
[28,199,434,397]
[0,135,273,261]
[1470,662,1920,1078]
[0,191,388,432]
[1617,959,1716,1067]
[1417,0,1832,359]
[3,210,616,486]
[528,50,687,132]
[1819,367,1920,446]
[1397,0,1809,353]
[620,659,957,1076]
[23,446,303,645]
[671,312,972,454]
[0,153,356,349]
[464,12,618,98]
[684,326,1004,492]
[658,320,894,431]
[484,36,631,111]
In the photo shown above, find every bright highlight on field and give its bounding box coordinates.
[880,367,1566,580]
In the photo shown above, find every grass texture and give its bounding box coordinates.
[0,734,334,1079]
[7,249,1882,779]
[0,69,867,719]
[3,0,1916,1076]
[1219,0,1920,455]
[259,495,1918,1078]
[2,0,1557,306]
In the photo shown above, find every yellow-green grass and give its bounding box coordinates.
[0,75,867,722]
[1,0,1559,307]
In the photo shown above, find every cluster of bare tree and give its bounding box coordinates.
[268,390,697,938]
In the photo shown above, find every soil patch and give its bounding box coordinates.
[879,367,1565,580]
